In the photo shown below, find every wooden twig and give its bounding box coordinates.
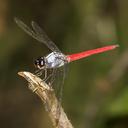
[18,71,73,128]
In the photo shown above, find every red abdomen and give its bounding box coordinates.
[67,44,119,62]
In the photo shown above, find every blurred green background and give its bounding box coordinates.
[0,0,128,128]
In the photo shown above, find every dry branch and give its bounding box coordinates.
[18,71,73,128]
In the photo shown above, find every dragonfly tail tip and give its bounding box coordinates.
[114,44,120,49]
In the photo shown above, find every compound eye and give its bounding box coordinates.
[34,60,39,67]
[34,57,45,69]
[41,60,44,66]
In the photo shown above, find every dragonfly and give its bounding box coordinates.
[15,17,118,121]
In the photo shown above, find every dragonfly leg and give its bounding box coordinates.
[35,69,48,81]
[35,69,44,76]
[35,69,54,87]
[44,68,56,86]
[48,68,57,86]
[42,68,48,81]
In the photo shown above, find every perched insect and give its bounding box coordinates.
[15,17,118,123]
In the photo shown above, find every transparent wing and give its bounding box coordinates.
[51,64,67,121]
[14,17,61,52]
[31,21,61,52]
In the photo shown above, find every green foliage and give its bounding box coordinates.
[0,0,127,128]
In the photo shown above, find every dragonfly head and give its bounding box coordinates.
[34,57,45,69]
